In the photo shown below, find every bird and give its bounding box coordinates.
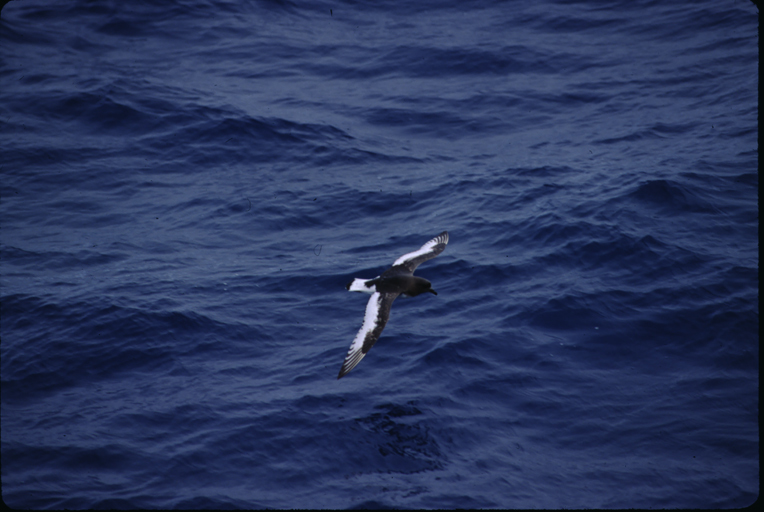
[338,231,449,379]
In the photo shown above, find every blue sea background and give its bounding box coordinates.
[0,0,758,509]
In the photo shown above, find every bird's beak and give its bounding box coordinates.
[429,289,437,295]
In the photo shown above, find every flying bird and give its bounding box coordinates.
[338,231,449,379]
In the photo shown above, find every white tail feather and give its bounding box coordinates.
[347,278,376,294]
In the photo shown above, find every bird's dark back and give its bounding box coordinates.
[371,275,432,296]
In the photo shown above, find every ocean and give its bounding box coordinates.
[0,0,758,508]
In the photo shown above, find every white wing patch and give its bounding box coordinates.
[339,292,382,378]
[393,231,449,266]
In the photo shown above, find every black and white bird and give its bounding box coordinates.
[338,231,449,379]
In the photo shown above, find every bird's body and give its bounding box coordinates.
[338,231,449,379]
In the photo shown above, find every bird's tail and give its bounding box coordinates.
[346,278,376,293]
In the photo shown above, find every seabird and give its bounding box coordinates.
[338,231,449,379]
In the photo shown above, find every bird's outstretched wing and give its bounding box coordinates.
[384,231,449,276]
[338,291,398,379]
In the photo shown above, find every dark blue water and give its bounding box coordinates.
[1,0,758,508]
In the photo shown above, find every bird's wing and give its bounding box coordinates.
[338,291,398,379]
[384,231,449,276]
